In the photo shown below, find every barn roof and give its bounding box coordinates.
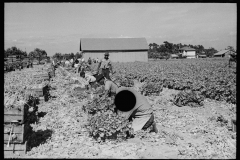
[179,46,196,51]
[80,38,149,51]
[214,50,230,56]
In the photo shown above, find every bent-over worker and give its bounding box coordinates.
[114,87,158,133]
[80,71,96,90]
[100,77,120,99]
[97,52,113,80]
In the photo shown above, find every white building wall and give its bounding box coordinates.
[183,50,196,58]
[83,51,148,62]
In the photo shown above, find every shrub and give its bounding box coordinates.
[83,95,134,142]
[172,89,205,107]
[140,82,163,96]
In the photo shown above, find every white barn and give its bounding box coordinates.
[80,38,149,62]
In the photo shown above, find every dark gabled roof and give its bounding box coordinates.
[179,46,196,51]
[214,50,229,56]
[80,38,149,51]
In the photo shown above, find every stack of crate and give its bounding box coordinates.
[27,73,50,103]
[4,104,31,158]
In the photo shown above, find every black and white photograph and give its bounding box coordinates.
[4,2,236,159]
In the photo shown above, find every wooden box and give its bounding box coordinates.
[4,105,26,124]
[33,73,50,81]
[4,141,28,158]
[4,124,31,144]
[27,84,49,98]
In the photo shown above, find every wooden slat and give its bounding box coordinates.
[4,124,24,134]
[4,108,24,115]
[35,90,44,97]
[4,150,26,158]
[4,133,24,142]
[4,142,27,151]
[34,73,49,77]
[4,115,24,123]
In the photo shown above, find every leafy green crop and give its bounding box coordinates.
[113,59,236,104]
[140,82,163,96]
[172,90,205,107]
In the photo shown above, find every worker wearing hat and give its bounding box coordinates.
[97,52,113,80]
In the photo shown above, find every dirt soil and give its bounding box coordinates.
[19,68,236,159]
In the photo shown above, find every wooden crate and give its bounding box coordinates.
[38,97,45,104]
[33,73,50,81]
[4,141,27,158]
[4,105,25,124]
[27,85,49,98]
[4,124,31,144]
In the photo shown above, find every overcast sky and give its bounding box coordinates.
[4,3,237,56]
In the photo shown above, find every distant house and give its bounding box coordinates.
[179,47,196,58]
[80,38,149,62]
[213,50,234,58]
[198,55,207,58]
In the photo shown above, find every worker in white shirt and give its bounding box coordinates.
[65,59,71,67]
[52,58,55,66]
[80,71,96,90]
[70,58,74,64]
[74,60,81,73]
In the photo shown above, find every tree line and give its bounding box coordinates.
[5,43,236,62]
[148,41,220,59]
[52,52,83,61]
[5,46,48,62]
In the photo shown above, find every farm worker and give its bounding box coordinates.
[77,61,89,73]
[65,59,70,67]
[73,60,80,73]
[74,59,80,68]
[52,58,55,66]
[99,77,120,99]
[72,58,77,68]
[88,57,92,65]
[114,87,158,133]
[80,71,96,89]
[97,52,113,80]
[78,57,84,63]
[70,58,74,64]
[61,59,65,66]
[52,58,57,69]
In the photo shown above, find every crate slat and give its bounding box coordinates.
[4,150,26,158]
[4,115,24,123]
[4,124,24,134]
[4,108,24,115]
[4,141,27,158]
[4,142,26,151]
[4,133,24,142]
